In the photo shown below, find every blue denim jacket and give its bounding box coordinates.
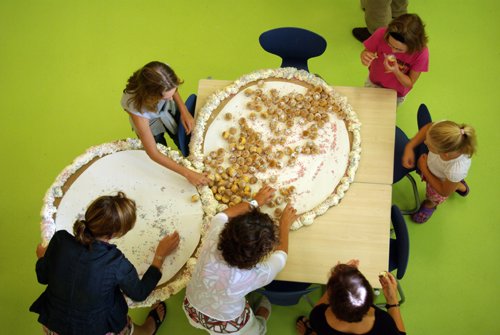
[30,230,161,335]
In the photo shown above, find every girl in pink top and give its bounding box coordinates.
[360,14,429,105]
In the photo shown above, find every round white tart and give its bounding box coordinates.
[190,68,361,230]
[40,139,218,307]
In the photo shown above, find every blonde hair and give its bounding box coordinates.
[73,192,136,248]
[123,61,183,112]
[427,121,477,157]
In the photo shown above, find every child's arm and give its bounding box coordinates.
[418,154,462,197]
[130,113,209,186]
[402,123,432,169]
[173,91,195,135]
[384,56,421,88]
[222,185,275,219]
[275,203,298,254]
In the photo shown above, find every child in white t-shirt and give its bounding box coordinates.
[402,118,477,223]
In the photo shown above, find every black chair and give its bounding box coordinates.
[393,103,432,214]
[256,280,319,307]
[259,27,327,72]
[177,94,196,157]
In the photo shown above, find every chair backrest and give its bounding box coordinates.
[389,205,410,279]
[393,127,415,183]
[259,27,327,72]
[177,94,197,157]
[257,280,318,306]
[257,287,318,306]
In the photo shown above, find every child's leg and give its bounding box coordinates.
[133,302,166,335]
[412,183,447,223]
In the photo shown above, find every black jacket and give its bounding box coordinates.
[30,230,161,335]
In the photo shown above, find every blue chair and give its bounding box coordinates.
[177,94,196,157]
[376,205,409,306]
[393,103,432,214]
[259,27,327,72]
[256,280,319,307]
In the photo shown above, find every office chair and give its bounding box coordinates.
[256,280,319,307]
[177,94,196,157]
[376,205,409,306]
[393,103,433,214]
[259,27,327,72]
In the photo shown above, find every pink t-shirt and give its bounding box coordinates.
[363,28,429,97]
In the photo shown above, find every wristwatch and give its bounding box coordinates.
[248,199,259,209]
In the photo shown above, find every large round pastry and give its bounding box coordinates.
[190,68,361,230]
[40,139,218,307]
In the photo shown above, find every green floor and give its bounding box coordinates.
[1,0,499,334]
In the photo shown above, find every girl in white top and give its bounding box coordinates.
[121,61,209,187]
[184,186,298,335]
[402,120,477,223]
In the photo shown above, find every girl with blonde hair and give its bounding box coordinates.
[402,104,477,223]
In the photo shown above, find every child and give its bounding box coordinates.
[360,14,429,105]
[402,113,477,223]
[296,260,405,335]
[121,61,209,187]
[183,185,299,335]
[30,192,180,335]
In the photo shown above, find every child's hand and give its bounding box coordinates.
[361,50,377,67]
[279,203,298,229]
[345,259,360,268]
[186,170,210,187]
[383,55,399,73]
[379,271,399,305]
[254,185,275,206]
[180,111,195,135]
[417,153,428,171]
[36,243,47,259]
[402,146,415,169]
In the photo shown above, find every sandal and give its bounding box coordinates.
[147,301,167,335]
[411,203,436,224]
[296,316,314,335]
[455,180,470,197]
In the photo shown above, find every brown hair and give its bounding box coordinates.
[217,210,278,269]
[427,121,477,157]
[123,61,183,112]
[385,14,428,53]
[327,264,374,323]
[73,192,136,248]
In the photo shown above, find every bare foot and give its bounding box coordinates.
[255,306,270,320]
[422,199,437,209]
[457,183,467,193]
[145,302,166,334]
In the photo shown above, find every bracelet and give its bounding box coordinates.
[155,255,164,261]
[385,303,400,309]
